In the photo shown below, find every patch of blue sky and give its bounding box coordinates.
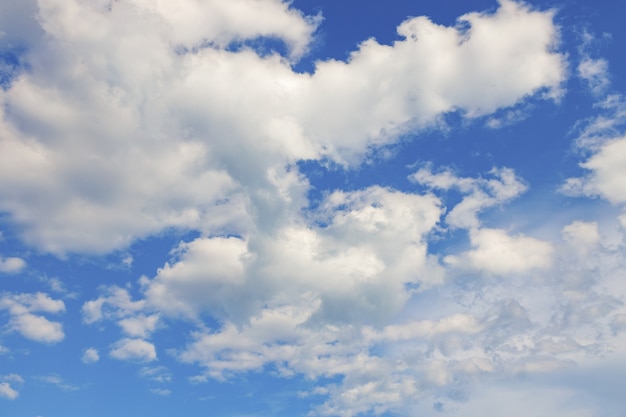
[0,47,26,90]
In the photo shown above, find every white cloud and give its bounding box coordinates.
[118,314,160,338]
[132,185,443,327]
[82,286,145,324]
[10,313,65,344]
[578,57,610,96]
[562,221,600,252]
[150,388,172,396]
[0,382,18,400]
[81,348,100,364]
[142,237,249,319]
[139,366,171,383]
[6,1,616,416]
[562,135,626,205]
[411,165,527,230]
[0,292,65,343]
[0,374,23,400]
[562,35,626,207]
[446,228,553,274]
[0,0,564,255]
[110,338,157,362]
[0,256,26,274]
[125,0,321,60]
[35,375,79,391]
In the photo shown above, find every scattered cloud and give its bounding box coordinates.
[0,382,19,400]
[139,366,172,383]
[0,1,624,416]
[0,0,564,255]
[0,256,26,274]
[35,375,79,392]
[110,338,157,363]
[410,165,527,230]
[0,374,23,400]
[0,292,65,343]
[446,228,553,274]
[150,388,172,396]
[81,348,99,364]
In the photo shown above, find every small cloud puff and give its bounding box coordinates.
[0,256,26,274]
[562,221,600,251]
[150,388,172,396]
[446,228,553,274]
[0,374,23,400]
[35,375,79,391]
[82,348,100,364]
[110,338,157,363]
[0,293,65,344]
[0,382,19,400]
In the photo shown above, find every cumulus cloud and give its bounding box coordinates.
[126,0,321,59]
[561,33,626,209]
[110,338,157,363]
[0,375,23,400]
[0,0,564,255]
[81,348,100,364]
[562,134,626,204]
[562,221,601,252]
[5,1,615,416]
[0,382,19,400]
[0,256,26,274]
[446,228,554,274]
[82,286,146,325]
[0,292,65,343]
[118,314,160,339]
[130,185,444,328]
[410,165,527,229]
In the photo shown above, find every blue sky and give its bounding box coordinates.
[1,0,626,416]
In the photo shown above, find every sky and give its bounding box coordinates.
[1,0,626,416]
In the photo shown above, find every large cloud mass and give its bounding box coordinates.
[4,1,624,416]
[0,0,564,254]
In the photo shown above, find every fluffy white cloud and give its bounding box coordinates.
[110,338,157,363]
[0,292,65,343]
[82,286,145,325]
[134,185,443,327]
[10,313,65,344]
[0,374,23,400]
[562,43,626,207]
[118,314,160,338]
[126,0,320,59]
[0,256,26,274]
[81,348,100,364]
[562,221,601,252]
[578,57,610,96]
[6,1,615,416]
[0,382,19,400]
[446,228,553,274]
[142,236,249,319]
[0,0,564,255]
[562,135,626,205]
[410,165,527,229]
